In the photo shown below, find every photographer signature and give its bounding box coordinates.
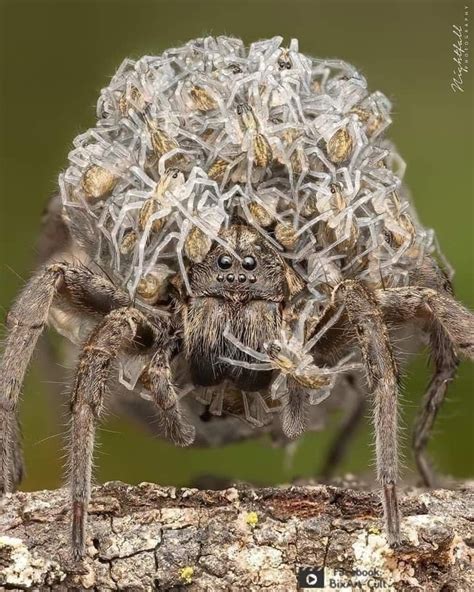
[451,7,469,93]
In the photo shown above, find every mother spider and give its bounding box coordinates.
[1,36,473,562]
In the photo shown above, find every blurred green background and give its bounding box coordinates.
[0,0,472,491]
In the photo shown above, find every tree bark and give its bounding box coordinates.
[0,480,472,591]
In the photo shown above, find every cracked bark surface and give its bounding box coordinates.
[0,480,472,591]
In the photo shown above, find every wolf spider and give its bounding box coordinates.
[0,218,473,560]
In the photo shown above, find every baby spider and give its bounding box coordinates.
[221,307,363,439]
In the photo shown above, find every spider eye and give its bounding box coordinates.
[229,63,242,74]
[265,342,282,357]
[217,254,233,270]
[242,255,257,271]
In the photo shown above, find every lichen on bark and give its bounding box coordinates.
[0,480,472,591]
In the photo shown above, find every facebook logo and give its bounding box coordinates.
[297,567,325,588]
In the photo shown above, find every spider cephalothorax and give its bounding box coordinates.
[1,36,473,562]
[180,222,302,391]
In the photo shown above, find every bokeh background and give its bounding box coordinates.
[0,0,472,491]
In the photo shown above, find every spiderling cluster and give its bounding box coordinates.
[60,35,439,306]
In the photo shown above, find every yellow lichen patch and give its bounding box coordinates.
[179,566,194,584]
[245,511,259,527]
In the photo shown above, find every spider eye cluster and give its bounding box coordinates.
[215,253,259,285]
